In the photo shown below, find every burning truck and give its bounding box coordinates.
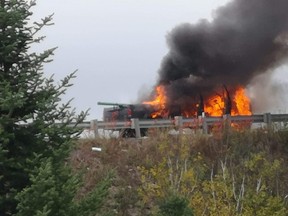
[98,85,251,137]
[99,0,288,136]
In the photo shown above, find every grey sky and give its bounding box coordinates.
[31,0,288,119]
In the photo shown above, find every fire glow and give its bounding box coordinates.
[143,86,168,118]
[143,85,251,118]
[148,0,288,119]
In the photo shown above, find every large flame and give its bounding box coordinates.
[232,87,252,115]
[206,87,251,116]
[205,94,225,116]
[143,85,168,118]
[143,85,251,118]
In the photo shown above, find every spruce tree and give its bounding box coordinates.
[0,1,109,215]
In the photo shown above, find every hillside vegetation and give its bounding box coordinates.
[71,126,288,215]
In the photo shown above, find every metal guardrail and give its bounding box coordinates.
[77,113,288,138]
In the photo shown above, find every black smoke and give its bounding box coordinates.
[151,0,288,113]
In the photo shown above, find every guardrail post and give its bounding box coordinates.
[223,114,231,133]
[131,118,141,139]
[175,116,183,134]
[203,117,208,134]
[90,119,99,138]
[198,113,208,134]
[264,113,272,127]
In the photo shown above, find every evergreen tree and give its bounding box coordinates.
[158,195,194,216]
[0,1,110,215]
[15,157,112,216]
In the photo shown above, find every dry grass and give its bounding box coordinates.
[68,126,288,215]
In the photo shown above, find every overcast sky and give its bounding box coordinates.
[31,0,288,119]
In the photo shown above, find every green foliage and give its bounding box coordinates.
[75,172,113,216]
[0,0,111,215]
[15,156,113,216]
[158,194,194,216]
[15,157,78,216]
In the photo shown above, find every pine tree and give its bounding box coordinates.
[15,157,112,216]
[0,1,109,215]
[158,195,194,216]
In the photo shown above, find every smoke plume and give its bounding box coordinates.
[152,0,288,112]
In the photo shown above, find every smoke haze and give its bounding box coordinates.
[248,70,288,113]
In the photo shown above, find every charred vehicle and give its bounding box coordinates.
[98,100,205,137]
[98,87,233,137]
[98,102,157,137]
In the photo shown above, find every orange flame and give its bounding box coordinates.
[231,87,252,115]
[205,94,225,116]
[205,86,251,116]
[143,85,251,118]
[143,85,168,118]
